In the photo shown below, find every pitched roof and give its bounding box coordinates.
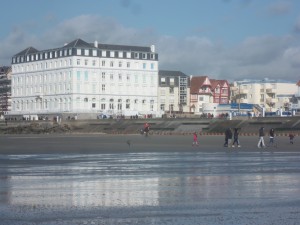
[159,70,188,77]
[64,38,94,49]
[190,76,211,94]
[14,47,39,57]
[97,43,150,52]
[210,79,220,90]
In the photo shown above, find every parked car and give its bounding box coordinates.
[97,114,108,119]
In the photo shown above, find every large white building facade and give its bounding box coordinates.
[9,39,159,119]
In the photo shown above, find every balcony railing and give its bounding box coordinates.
[266,98,278,103]
[266,88,275,94]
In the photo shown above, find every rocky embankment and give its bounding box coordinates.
[1,116,300,135]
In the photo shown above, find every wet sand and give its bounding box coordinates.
[0,134,298,154]
[1,134,300,224]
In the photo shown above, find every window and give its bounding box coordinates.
[92,103,96,108]
[84,71,88,81]
[92,60,96,66]
[143,63,146,69]
[169,87,174,94]
[92,50,97,56]
[77,71,80,80]
[77,49,81,55]
[161,77,166,84]
[110,74,114,80]
[126,99,130,109]
[84,98,88,102]
[118,74,122,81]
[102,60,105,67]
[127,62,130,68]
[160,104,165,111]
[102,84,105,91]
[77,59,80,65]
[102,72,105,80]
[126,52,131,58]
[102,51,106,57]
[84,59,88,66]
[110,51,115,57]
[151,63,154,70]
[142,53,146,59]
[119,61,122,67]
[110,61,114,67]
[134,52,139,58]
[84,49,89,56]
[118,52,123,58]
[170,78,175,86]
[109,99,114,109]
[117,99,122,110]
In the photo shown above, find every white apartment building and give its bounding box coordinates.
[158,70,190,115]
[9,39,159,119]
[231,78,298,112]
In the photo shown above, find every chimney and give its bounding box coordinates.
[94,40,98,48]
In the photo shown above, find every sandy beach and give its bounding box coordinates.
[0,133,298,154]
[1,134,300,225]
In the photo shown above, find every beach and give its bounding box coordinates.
[0,133,298,154]
[0,134,300,224]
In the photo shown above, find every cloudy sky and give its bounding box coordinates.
[0,0,300,81]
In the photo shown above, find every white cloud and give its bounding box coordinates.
[1,14,299,82]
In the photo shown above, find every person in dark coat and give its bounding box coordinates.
[257,127,265,148]
[232,128,241,147]
[224,128,233,147]
[269,128,275,147]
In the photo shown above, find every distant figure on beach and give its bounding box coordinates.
[224,128,232,147]
[289,133,295,144]
[143,122,150,137]
[257,127,265,148]
[232,128,241,148]
[268,128,275,147]
[192,132,199,146]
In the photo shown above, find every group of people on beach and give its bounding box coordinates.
[222,126,295,148]
[256,126,295,148]
[223,127,241,148]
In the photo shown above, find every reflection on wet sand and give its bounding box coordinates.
[1,152,300,224]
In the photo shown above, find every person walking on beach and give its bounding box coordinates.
[143,122,150,137]
[257,127,265,148]
[224,128,232,147]
[232,128,241,148]
[289,133,295,144]
[192,132,199,146]
[268,128,275,147]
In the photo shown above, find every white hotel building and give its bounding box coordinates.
[9,39,159,119]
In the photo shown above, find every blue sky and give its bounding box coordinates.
[1,0,300,81]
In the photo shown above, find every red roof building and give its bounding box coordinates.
[190,76,230,114]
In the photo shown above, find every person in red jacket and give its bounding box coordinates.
[143,122,150,136]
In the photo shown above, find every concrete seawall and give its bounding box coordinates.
[1,116,300,136]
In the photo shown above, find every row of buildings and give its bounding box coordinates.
[1,38,299,120]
